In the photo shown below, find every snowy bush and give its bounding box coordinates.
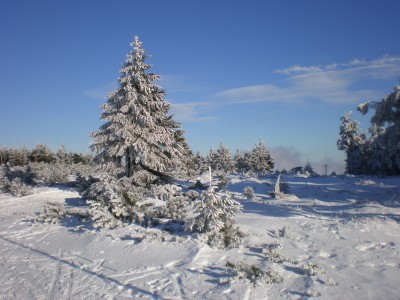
[206,223,246,249]
[33,201,89,225]
[243,186,255,200]
[185,190,199,201]
[262,242,292,263]
[185,187,243,248]
[223,260,283,286]
[323,277,338,286]
[185,187,242,234]
[29,162,70,184]
[7,178,32,197]
[85,174,146,230]
[35,201,66,224]
[301,261,325,276]
[161,194,190,222]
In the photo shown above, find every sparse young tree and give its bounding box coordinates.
[90,36,190,185]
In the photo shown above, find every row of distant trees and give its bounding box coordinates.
[338,85,400,175]
[0,144,92,167]
[191,139,274,176]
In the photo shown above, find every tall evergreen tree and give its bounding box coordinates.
[90,36,189,185]
[337,112,366,174]
[358,85,400,174]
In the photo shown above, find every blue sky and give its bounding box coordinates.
[1,0,400,173]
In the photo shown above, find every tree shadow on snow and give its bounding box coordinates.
[0,235,160,299]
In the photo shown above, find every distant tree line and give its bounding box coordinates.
[191,139,274,177]
[338,84,400,175]
[0,144,92,167]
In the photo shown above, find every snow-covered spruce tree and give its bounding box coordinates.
[357,85,400,175]
[337,112,367,174]
[90,36,190,186]
[250,138,274,176]
[185,178,243,248]
[193,150,206,175]
[30,144,54,163]
[215,142,235,174]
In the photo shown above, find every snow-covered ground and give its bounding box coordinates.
[1,175,400,299]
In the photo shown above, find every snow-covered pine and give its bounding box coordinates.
[250,138,274,176]
[185,176,245,249]
[90,36,190,185]
[213,142,235,174]
[192,150,206,175]
[337,112,366,174]
[85,174,147,229]
[358,85,400,175]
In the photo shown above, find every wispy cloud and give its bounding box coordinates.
[275,64,322,75]
[169,101,215,123]
[217,55,400,105]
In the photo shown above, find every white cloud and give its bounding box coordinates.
[169,101,215,123]
[275,64,322,75]
[217,55,400,105]
[215,84,288,104]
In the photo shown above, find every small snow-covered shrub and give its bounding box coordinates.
[185,190,199,201]
[301,261,325,276]
[129,226,187,243]
[149,184,191,222]
[243,186,255,200]
[85,174,146,230]
[185,187,243,248]
[207,223,246,249]
[150,184,181,201]
[88,198,124,230]
[161,194,190,222]
[185,187,242,234]
[29,162,70,184]
[224,260,283,286]
[324,277,338,286]
[7,178,31,197]
[355,179,376,186]
[35,201,65,224]
[0,165,32,196]
[263,242,292,263]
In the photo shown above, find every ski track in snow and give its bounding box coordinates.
[1,176,400,299]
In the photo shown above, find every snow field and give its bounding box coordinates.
[0,174,399,299]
